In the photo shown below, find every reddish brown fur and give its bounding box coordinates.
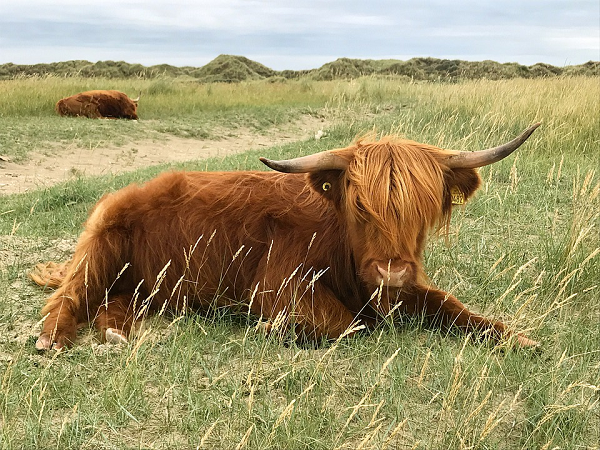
[33,136,537,349]
[55,90,138,119]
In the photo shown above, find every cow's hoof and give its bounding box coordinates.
[105,328,128,345]
[35,334,52,351]
[517,334,540,348]
[35,333,69,351]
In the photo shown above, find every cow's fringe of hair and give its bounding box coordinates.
[333,136,454,258]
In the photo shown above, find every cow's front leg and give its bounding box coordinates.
[400,285,539,348]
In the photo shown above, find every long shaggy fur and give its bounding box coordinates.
[56,90,138,119]
[30,262,70,289]
[33,135,536,349]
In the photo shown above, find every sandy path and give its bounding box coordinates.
[0,115,327,195]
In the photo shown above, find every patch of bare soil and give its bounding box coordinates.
[0,114,328,195]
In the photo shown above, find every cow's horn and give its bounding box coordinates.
[260,151,348,173]
[132,91,141,102]
[442,123,541,169]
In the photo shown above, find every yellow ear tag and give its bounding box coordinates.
[322,182,331,191]
[450,186,465,205]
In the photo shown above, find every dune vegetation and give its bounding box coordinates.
[0,54,598,82]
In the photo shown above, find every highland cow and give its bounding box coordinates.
[55,90,139,119]
[32,124,541,350]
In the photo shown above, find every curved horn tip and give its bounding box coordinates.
[259,157,288,172]
[259,156,272,168]
[515,122,542,142]
[526,122,542,133]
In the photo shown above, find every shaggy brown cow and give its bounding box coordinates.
[55,90,139,119]
[32,124,541,350]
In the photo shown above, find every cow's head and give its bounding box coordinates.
[127,93,140,120]
[261,124,540,288]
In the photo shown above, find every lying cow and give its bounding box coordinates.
[55,90,139,119]
[32,124,541,350]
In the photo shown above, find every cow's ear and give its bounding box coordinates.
[443,168,482,210]
[307,170,344,204]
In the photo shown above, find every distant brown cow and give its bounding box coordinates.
[55,90,139,119]
[32,124,541,350]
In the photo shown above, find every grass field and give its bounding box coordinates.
[0,76,599,449]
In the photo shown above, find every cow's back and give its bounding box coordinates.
[55,90,137,119]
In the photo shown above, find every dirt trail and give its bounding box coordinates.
[0,115,327,195]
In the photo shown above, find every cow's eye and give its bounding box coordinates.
[322,182,332,191]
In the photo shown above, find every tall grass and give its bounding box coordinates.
[0,76,330,161]
[1,75,597,161]
[0,76,598,449]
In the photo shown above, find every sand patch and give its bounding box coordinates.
[0,114,327,195]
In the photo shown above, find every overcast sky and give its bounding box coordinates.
[1,0,598,70]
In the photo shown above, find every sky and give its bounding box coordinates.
[1,0,598,70]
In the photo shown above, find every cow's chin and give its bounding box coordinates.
[362,259,414,288]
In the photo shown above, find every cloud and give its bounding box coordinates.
[0,0,597,69]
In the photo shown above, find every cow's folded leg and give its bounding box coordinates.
[400,285,539,347]
[94,293,135,344]
[250,281,358,342]
[36,216,132,350]
[293,293,358,341]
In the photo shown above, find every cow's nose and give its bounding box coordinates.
[364,259,414,287]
